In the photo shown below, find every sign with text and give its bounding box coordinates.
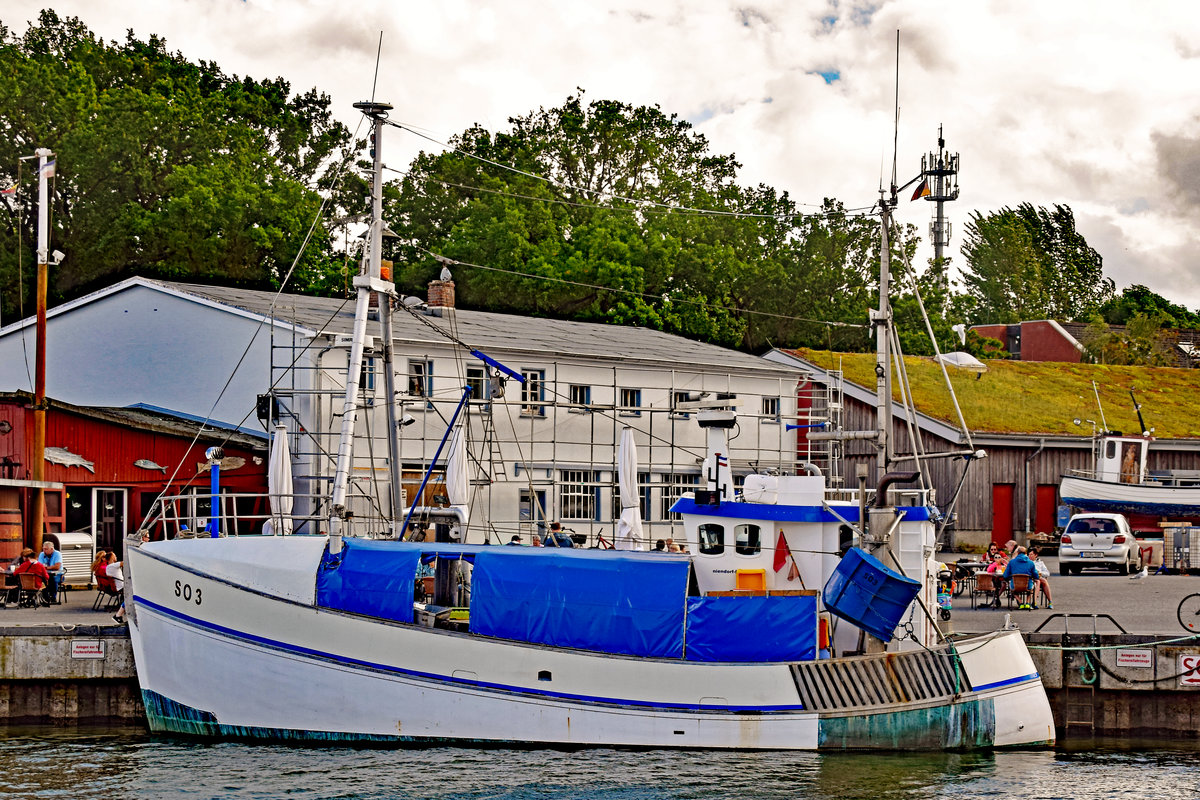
[70,640,105,659]
[1179,654,1200,687]
[1116,649,1153,668]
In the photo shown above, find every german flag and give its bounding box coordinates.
[911,178,930,201]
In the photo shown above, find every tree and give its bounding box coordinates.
[1080,312,1175,366]
[1098,284,1200,329]
[958,203,1113,324]
[0,11,352,318]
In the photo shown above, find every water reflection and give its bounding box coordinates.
[2,728,1199,800]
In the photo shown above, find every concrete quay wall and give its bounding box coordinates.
[0,626,142,724]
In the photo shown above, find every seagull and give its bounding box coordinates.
[439,265,453,281]
[1129,565,1149,580]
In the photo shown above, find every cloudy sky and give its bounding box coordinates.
[7,1,1200,308]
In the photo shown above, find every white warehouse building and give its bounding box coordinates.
[0,277,805,545]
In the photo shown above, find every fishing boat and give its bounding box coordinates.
[1060,432,1200,520]
[123,100,1055,750]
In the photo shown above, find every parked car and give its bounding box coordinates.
[1058,513,1142,575]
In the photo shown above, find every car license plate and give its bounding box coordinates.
[1081,552,1104,558]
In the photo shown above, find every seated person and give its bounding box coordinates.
[543,522,574,548]
[14,547,50,599]
[37,540,63,603]
[1001,546,1040,609]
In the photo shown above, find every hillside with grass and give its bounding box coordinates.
[791,349,1200,439]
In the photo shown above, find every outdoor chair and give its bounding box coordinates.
[93,573,121,611]
[17,573,48,609]
[1,573,18,607]
[971,572,999,609]
[1006,574,1036,609]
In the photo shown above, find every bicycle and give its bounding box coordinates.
[1177,592,1200,632]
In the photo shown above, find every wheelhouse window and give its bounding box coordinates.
[559,470,599,520]
[619,387,642,416]
[698,523,725,555]
[521,369,546,416]
[735,524,761,556]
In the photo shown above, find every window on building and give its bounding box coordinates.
[762,396,780,422]
[521,369,546,416]
[466,365,489,408]
[359,357,377,392]
[619,387,642,416]
[560,470,599,520]
[735,524,762,556]
[639,471,651,520]
[661,473,700,519]
[670,390,692,419]
[408,360,432,398]
[568,384,591,412]
[698,523,725,555]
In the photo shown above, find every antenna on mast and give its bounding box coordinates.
[915,125,960,264]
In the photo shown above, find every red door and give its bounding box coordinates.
[992,484,1015,546]
[1035,484,1057,534]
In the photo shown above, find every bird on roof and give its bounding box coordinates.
[439,266,452,281]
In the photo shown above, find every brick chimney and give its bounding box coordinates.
[427,279,455,312]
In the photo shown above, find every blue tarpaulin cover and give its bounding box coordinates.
[471,549,691,658]
[685,595,818,662]
[315,539,423,623]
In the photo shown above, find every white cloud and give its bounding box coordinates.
[10,0,1200,308]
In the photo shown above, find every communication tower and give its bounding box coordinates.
[918,125,960,264]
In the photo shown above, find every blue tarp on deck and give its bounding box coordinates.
[685,595,818,662]
[471,549,691,658]
[315,538,422,623]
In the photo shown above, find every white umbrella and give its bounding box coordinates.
[267,424,293,535]
[935,351,988,373]
[445,423,470,526]
[616,427,644,550]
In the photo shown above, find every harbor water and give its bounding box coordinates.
[3,728,1200,799]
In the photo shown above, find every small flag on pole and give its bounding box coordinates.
[0,185,14,196]
[40,159,56,179]
[911,177,930,201]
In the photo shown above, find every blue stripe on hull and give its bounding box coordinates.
[671,498,933,522]
[134,595,805,713]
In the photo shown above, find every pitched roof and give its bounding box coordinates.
[143,279,798,376]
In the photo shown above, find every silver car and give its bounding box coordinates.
[1058,513,1142,575]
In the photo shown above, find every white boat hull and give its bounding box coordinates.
[126,538,1055,749]
[1060,475,1200,517]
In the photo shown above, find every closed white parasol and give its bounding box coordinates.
[445,424,470,527]
[616,427,644,550]
[268,424,293,535]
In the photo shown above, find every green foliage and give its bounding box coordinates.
[0,10,351,316]
[1080,313,1175,366]
[959,202,1113,324]
[387,93,885,351]
[1099,284,1200,329]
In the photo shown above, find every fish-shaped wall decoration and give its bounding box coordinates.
[134,459,168,473]
[45,446,95,473]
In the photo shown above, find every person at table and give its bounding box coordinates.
[983,542,1001,563]
[1028,546,1053,609]
[544,522,574,548]
[1002,546,1040,610]
[14,548,50,600]
[37,540,63,604]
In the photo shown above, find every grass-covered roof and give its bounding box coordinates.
[789,349,1200,439]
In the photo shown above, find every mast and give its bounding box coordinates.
[31,148,54,551]
[874,189,894,476]
[328,101,395,553]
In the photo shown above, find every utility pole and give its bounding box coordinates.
[917,125,960,264]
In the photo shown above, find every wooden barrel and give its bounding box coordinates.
[0,505,23,565]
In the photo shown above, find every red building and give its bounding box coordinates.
[0,391,268,566]
[970,320,1085,363]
